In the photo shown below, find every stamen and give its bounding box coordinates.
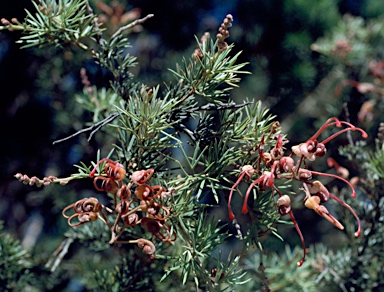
[242,176,264,215]
[267,161,279,187]
[288,210,306,267]
[305,196,344,230]
[321,127,368,145]
[228,172,247,220]
[328,193,361,237]
[275,135,283,149]
[310,170,357,198]
[89,158,110,178]
[258,134,265,159]
[308,117,341,141]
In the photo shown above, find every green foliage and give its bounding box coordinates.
[2,1,384,291]
[17,0,100,49]
[366,140,384,179]
[161,213,239,290]
[309,131,384,291]
[241,245,318,292]
[170,41,249,101]
[311,14,384,66]
[114,84,180,170]
[284,0,341,33]
[363,0,384,18]
[64,219,112,251]
[0,222,34,291]
[76,86,119,123]
[92,32,138,99]
[91,257,157,291]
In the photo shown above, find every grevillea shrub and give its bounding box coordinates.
[2,2,384,291]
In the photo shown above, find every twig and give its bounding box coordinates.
[111,14,154,39]
[85,0,103,43]
[186,101,253,113]
[45,237,75,272]
[343,102,354,146]
[52,112,119,145]
[172,101,252,142]
[232,219,243,240]
[329,268,348,292]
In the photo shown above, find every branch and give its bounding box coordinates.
[45,238,75,272]
[111,14,154,39]
[186,101,253,113]
[85,0,103,43]
[52,112,119,144]
[172,101,252,142]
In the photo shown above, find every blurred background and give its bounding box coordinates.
[1,0,384,290]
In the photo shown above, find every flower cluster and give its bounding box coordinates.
[217,14,233,52]
[14,173,69,186]
[228,118,367,266]
[63,158,176,259]
[0,17,22,32]
[192,13,233,60]
[192,32,210,60]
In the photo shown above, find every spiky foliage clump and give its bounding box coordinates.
[2,1,383,291]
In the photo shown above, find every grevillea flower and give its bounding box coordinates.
[141,217,176,243]
[137,238,156,259]
[227,165,256,221]
[56,159,176,259]
[62,197,103,227]
[131,169,154,184]
[227,117,367,266]
[89,158,126,181]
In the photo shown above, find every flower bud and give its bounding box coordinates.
[78,212,98,223]
[131,169,154,184]
[116,200,130,215]
[304,195,321,209]
[124,213,138,226]
[137,238,156,259]
[135,184,152,200]
[1,18,10,25]
[78,214,90,223]
[262,152,273,167]
[118,184,131,200]
[277,195,291,215]
[82,198,102,212]
[59,179,69,185]
[298,169,312,180]
[315,143,327,157]
[106,163,126,181]
[308,181,329,202]
[14,173,23,180]
[93,177,119,194]
[141,217,162,234]
[279,156,295,173]
[241,165,255,176]
[292,142,316,161]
